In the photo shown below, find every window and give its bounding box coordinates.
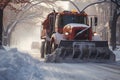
[58,14,88,27]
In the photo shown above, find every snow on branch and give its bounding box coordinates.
[5,0,56,37]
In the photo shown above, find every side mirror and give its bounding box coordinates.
[94,17,98,26]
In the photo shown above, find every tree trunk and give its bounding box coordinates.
[111,6,119,50]
[111,16,117,50]
[0,9,3,45]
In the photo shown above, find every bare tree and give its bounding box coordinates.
[0,0,30,46]
[0,0,11,45]
[110,0,120,50]
[1,0,56,46]
[111,0,120,7]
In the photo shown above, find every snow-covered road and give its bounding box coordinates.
[40,62,120,80]
[39,47,120,80]
[0,47,120,80]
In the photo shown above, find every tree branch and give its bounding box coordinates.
[111,0,120,7]
[81,0,108,13]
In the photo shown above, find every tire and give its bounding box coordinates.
[45,41,51,54]
[40,40,51,58]
[50,40,58,53]
[40,41,45,58]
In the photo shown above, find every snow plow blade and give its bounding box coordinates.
[45,40,115,63]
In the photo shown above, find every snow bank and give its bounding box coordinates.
[112,46,120,62]
[0,47,43,80]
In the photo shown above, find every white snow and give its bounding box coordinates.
[0,47,43,80]
[0,46,120,80]
[112,46,120,62]
[66,23,89,28]
[52,32,66,44]
[41,63,120,80]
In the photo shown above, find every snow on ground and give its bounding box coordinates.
[112,46,120,63]
[110,46,120,62]
[41,63,120,80]
[0,47,43,80]
[0,46,120,80]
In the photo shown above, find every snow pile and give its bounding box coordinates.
[113,46,120,62]
[0,48,42,80]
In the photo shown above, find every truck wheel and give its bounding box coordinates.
[40,41,45,58]
[51,41,57,53]
[41,41,50,58]
[45,41,51,55]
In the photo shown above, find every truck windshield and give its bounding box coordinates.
[59,15,87,27]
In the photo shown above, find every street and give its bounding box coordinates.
[40,62,120,80]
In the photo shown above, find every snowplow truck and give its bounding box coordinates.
[41,11,115,63]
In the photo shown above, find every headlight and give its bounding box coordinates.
[65,32,69,35]
[94,32,98,36]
